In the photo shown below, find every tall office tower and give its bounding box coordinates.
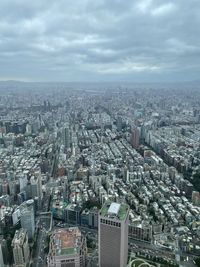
[12,229,30,267]
[131,127,140,149]
[99,202,129,267]
[47,227,87,267]
[63,125,71,149]
[20,199,35,239]
[116,116,123,132]
[123,166,129,183]
[25,123,32,135]
[30,170,42,207]
[192,191,200,206]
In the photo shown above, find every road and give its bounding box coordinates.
[128,238,197,267]
[32,229,47,267]
[32,215,51,267]
[87,249,98,267]
[52,221,199,267]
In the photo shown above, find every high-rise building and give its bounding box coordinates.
[25,123,32,135]
[0,237,9,266]
[12,229,30,267]
[63,125,71,149]
[0,243,4,267]
[89,207,98,229]
[116,116,123,132]
[98,202,129,267]
[47,227,87,267]
[131,127,140,149]
[20,199,35,239]
[65,204,81,225]
[29,170,42,207]
[192,191,200,206]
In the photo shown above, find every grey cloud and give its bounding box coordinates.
[0,0,200,81]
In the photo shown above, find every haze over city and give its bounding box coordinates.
[1,1,200,267]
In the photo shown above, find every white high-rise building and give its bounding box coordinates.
[20,199,35,239]
[99,202,129,267]
[25,124,32,135]
[30,170,42,206]
[12,229,30,267]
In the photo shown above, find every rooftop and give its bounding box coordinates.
[100,202,129,221]
[50,227,82,256]
[108,203,120,215]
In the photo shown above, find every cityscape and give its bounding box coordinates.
[0,82,200,266]
[1,0,200,266]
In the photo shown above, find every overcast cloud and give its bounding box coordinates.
[0,0,200,82]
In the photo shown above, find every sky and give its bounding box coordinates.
[0,0,200,82]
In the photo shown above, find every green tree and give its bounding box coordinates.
[82,199,101,210]
[195,257,200,267]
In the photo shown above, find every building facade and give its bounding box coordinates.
[12,229,30,267]
[131,127,140,149]
[129,222,152,242]
[20,199,35,239]
[99,202,129,267]
[48,227,87,267]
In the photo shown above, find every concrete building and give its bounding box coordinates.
[12,229,30,267]
[65,204,81,225]
[192,191,200,206]
[89,207,98,229]
[81,209,89,226]
[129,221,152,242]
[99,202,129,267]
[131,127,140,149]
[0,237,9,266]
[47,227,87,267]
[20,199,35,239]
[63,125,71,149]
[29,171,42,206]
[0,243,4,267]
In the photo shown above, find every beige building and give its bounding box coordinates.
[12,229,30,267]
[99,202,129,267]
[129,221,152,242]
[48,227,87,267]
